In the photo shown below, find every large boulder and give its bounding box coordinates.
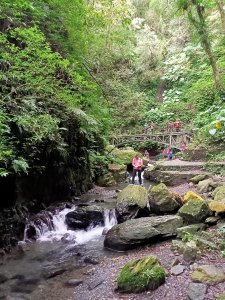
[108,163,127,183]
[148,183,181,213]
[178,200,211,224]
[104,215,183,251]
[117,256,165,293]
[212,185,225,202]
[116,184,149,222]
[65,205,103,230]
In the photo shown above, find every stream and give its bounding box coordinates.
[0,173,151,300]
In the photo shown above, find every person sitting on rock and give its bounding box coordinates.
[132,153,143,185]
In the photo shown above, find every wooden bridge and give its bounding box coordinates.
[110,132,191,150]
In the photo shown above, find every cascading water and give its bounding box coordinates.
[22,206,117,245]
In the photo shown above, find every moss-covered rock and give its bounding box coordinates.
[208,200,225,213]
[189,174,209,184]
[117,256,165,293]
[216,292,225,300]
[116,184,149,222]
[178,200,211,224]
[110,147,140,165]
[148,183,180,213]
[197,179,216,193]
[212,185,225,202]
[183,191,204,203]
[191,265,225,285]
[108,163,126,183]
[97,172,116,187]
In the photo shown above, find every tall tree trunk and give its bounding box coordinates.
[195,5,223,90]
[216,0,225,33]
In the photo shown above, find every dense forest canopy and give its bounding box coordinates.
[1,0,225,178]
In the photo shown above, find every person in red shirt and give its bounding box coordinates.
[175,120,181,132]
[132,153,143,185]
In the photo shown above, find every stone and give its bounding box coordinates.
[171,264,185,275]
[205,216,221,225]
[110,147,140,165]
[183,240,197,263]
[104,215,183,251]
[191,265,225,284]
[187,282,207,300]
[88,278,105,290]
[209,201,225,214]
[117,256,165,293]
[216,292,225,300]
[10,278,40,294]
[116,184,149,222]
[148,183,180,213]
[42,267,66,279]
[97,172,116,187]
[197,179,215,193]
[189,174,209,184]
[171,240,185,254]
[108,163,127,183]
[212,185,225,201]
[178,200,211,224]
[183,191,204,203]
[65,205,104,230]
[0,274,8,283]
[83,256,99,265]
[195,237,217,250]
[176,224,206,239]
[65,279,83,287]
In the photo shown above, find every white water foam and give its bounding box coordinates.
[23,207,117,245]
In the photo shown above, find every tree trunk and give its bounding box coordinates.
[196,5,223,91]
[216,0,225,33]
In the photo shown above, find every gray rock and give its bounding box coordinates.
[183,240,197,263]
[205,216,221,225]
[177,224,206,239]
[42,267,66,279]
[171,264,185,275]
[104,215,183,251]
[88,278,105,290]
[0,274,8,283]
[178,200,211,224]
[192,265,225,284]
[187,282,207,300]
[83,256,99,265]
[65,279,83,287]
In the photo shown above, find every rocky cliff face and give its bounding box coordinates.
[0,118,93,251]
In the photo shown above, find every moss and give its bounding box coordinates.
[117,184,148,208]
[216,292,225,300]
[183,191,204,203]
[178,200,210,223]
[117,256,165,293]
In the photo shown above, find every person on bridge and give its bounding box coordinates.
[143,123,149,134]
[167,122,173,132]
[175,120,181,132]
[167,148,173,160]
[132,153,143,185]
[150,123,156,134]
[181,141,187,151]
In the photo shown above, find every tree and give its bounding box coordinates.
[215,0,225,33]
[177,0,223,91]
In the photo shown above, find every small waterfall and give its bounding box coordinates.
[22,206,117,245]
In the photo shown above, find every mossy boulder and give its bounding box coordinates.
[116,185,149,222]
[117,256,165,293]
[97,172,116,187]
[189,174,209,184]
[108,163,127,183]
[191,265,225,285]
[183,191,204,203]
[216,292,225,300]
[212,185,225,202]
[197,179,216,193]
[178,200,211,224]
[111,147,140,165]
[208,200,225,213]
[148,183,180,213]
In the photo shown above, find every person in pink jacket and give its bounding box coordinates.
[132,153,143,185]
